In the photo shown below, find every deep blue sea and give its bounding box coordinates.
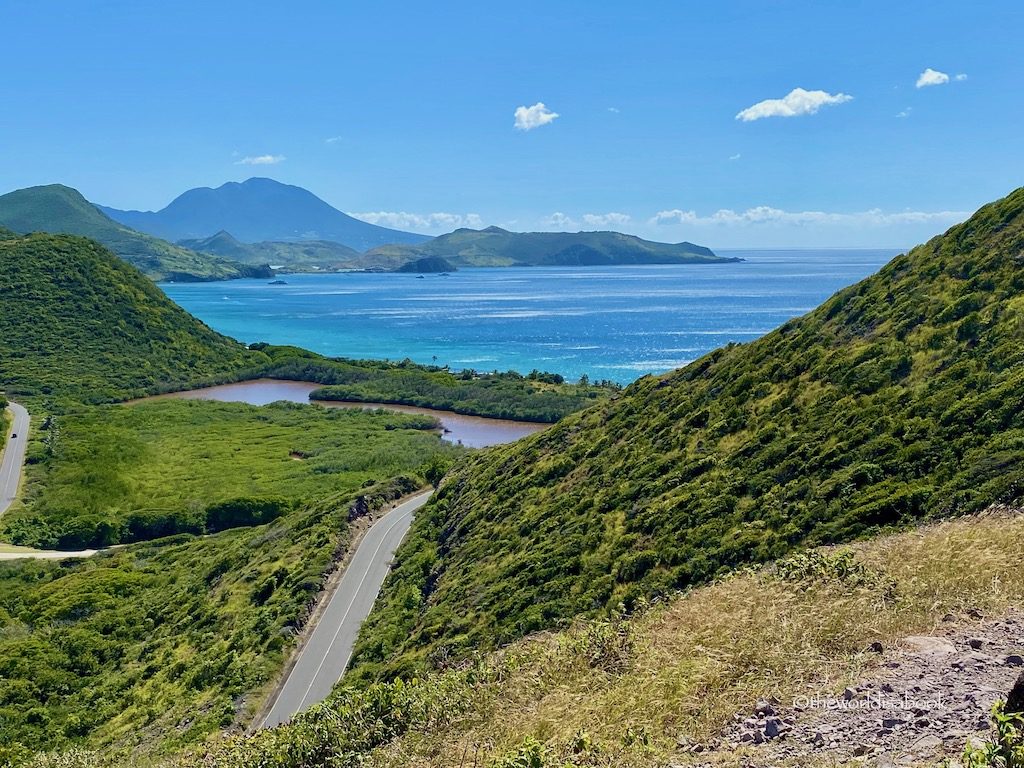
[161,249,899,384]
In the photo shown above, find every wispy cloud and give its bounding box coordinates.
[235,154,286,165]
[896,107,912,118]
[736,88,852,122]
[351,211,485,232]
[954,73,968,82]
[650,206,969,228]
[916,68,949,88]
[729,153,742,161]
[514,102,560,131]
[607,106,620,114]
[325,136,344,144]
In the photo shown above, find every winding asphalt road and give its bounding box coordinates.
[260,489,433,727]
[0,402,29,516]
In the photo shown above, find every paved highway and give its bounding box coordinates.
[0,402,29,516]
[260,489,433,727]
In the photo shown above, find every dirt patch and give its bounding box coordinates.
[702,610,1024,766]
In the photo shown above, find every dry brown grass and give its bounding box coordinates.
[369,510,1024,767]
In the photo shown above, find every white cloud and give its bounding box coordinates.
[351,211,485,232]
[896,107,912,118]
[514,102,560,131]
[542,211,577,229]
[916,68,950,88]
[581,212,631,228]
[325,136,344,144]
[235,154,286,165]
[650,206,969,228]
[607,106,620,113]
[955,73,968,81]
[729,153,742,161]
[540,212,632,230]
[735,88,853,122]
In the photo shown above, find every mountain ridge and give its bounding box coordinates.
[0,184,268,282]
[100,177,430,251]
[177,229,361,271]
[361,226,731,267]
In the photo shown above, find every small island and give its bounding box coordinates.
[394,256,457,273]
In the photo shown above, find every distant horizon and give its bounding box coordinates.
[3,1,1020,249]
[2,175,950,252]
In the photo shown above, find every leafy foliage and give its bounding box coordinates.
[963,701,1024,768]
[349,187,1024,679]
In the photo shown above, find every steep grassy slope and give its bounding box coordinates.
[0,233,263,403]
[0,186,265,281]
[350,187,1024,679]
[52,512,1019,768]
[362,227,730,268]
[177,230,360,272]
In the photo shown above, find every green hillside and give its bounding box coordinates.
[0,476,433,763]
[350,187,1024,679]
[177,230,360,272]
[0,185,268,281]
[361,226,733,268]
[0,232,262,403]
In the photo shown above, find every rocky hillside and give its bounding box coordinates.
[351,186,1024,679]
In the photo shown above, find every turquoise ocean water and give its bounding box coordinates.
[162,249,899,384]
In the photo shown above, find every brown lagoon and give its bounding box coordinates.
[135,379,548,449]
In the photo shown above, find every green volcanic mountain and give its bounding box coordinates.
[351,187,1024,678]
[100,177,430,250]
[178,229,360,271]
[0,185,268,281]
[361,226,731,267]
[0,231,262,402]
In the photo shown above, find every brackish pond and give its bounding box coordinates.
[135,379,548,449]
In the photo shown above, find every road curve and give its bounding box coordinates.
[260,489,433,727]
[0,402,29,516]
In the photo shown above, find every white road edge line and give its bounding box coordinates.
[293,505,413,712]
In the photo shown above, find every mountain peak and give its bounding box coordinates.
[101,180,430,250]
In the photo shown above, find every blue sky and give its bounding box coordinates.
[2,0,1022,247]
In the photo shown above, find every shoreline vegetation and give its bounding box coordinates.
[249,344,620,424]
